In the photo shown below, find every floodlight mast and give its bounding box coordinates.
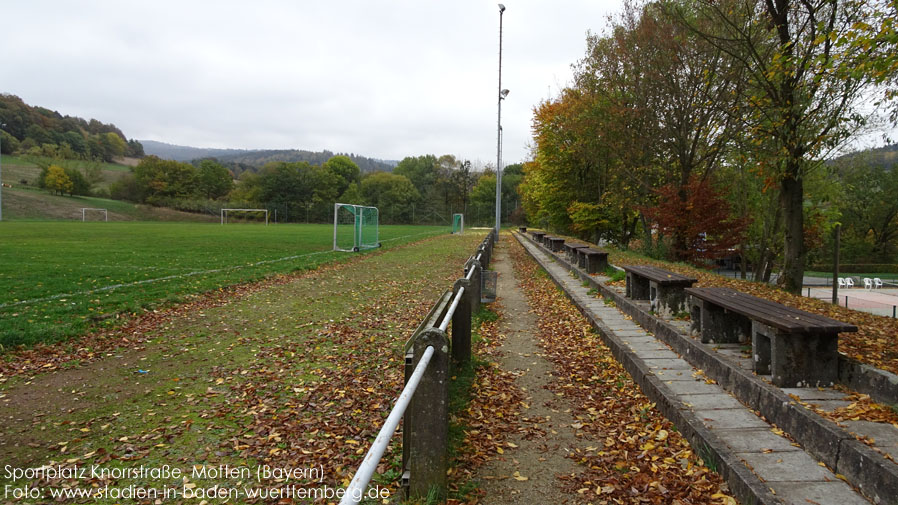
[0,122,5,221]
[495,4,506,239]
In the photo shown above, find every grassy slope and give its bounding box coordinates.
[0,232,483,504]
[1,186,215,222]
[1,155,132,190]
[0,155,213,222]
[0,222,445,348]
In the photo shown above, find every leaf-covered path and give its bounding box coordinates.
[474,237,583,504]
[469,236,733,504]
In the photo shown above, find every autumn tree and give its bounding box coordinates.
[642,175,750,263]
[670,0,881,292]
[44,165,73,195]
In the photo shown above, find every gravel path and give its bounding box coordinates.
[475,240,590,504]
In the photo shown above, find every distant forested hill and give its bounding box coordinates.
[0,93,143,161]
[831,143,898,168]
[139,140,257,162]
[141,141,397,174]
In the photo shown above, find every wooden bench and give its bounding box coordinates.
[685,287,858,387]
[563,243,590,264]
[530,231,546,244]
[577,248,609,274]
[545,236,565,252]
[623,265,697,318]
[518,226,527,233]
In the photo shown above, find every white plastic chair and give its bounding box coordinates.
[845,277,855,288]
[863,278,873,290]
[874,278,884,289]
[838,277,846,288]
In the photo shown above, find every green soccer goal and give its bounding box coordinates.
[333,203,380,252]
[451,213,464,234]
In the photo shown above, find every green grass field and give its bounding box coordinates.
[0,222,446,349]
[0,231,484,503]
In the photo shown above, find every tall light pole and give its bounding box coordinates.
[0,123,5,222]
[495,4,507,238]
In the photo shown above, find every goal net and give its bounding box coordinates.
[451,213,464,234]
[81,208,108,222]
[333,203,380,252]
[221,208,269,225]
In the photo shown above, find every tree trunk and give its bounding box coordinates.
[779,174,805,294]
[640,213,653,254]
[762,257,774,283]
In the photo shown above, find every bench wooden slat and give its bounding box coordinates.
[624,265,697,285]
[686,287,857,334]
[688,287,846,331]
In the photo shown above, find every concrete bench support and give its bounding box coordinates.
[752,321,839,387]
[690,298,751,344]
[624,265,696,317]
[546,237,565,252]
[580,249,608,274]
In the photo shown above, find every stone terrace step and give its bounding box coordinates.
[515,233,886,505]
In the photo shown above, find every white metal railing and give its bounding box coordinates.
[438,287,465,332]
[339,345,435,505]
[339,230,495,502]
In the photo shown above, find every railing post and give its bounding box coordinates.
[409,328,449,500]
[479,244,490,269]
[451,279,472,365]
[466,259,482,314]
[401,346,415,493]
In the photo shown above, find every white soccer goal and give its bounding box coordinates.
[221,208,269,225]
[81,208,107,222]
[451,213,464,234]
[333,203,380,252]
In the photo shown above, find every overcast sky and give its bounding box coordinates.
[4,0,625,165]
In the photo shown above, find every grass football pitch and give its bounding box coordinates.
[0,222,446,349]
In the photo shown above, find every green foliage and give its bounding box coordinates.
[64,167,91,196]
[323,155,361,195]
[605,268,626,283]
[133,156,199,201]
[469,173,497,226]
[0,128,19,154]
[338,182,364,205]
[360,172,420,223]
[196,159,234,199]
[832,158,898,262]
